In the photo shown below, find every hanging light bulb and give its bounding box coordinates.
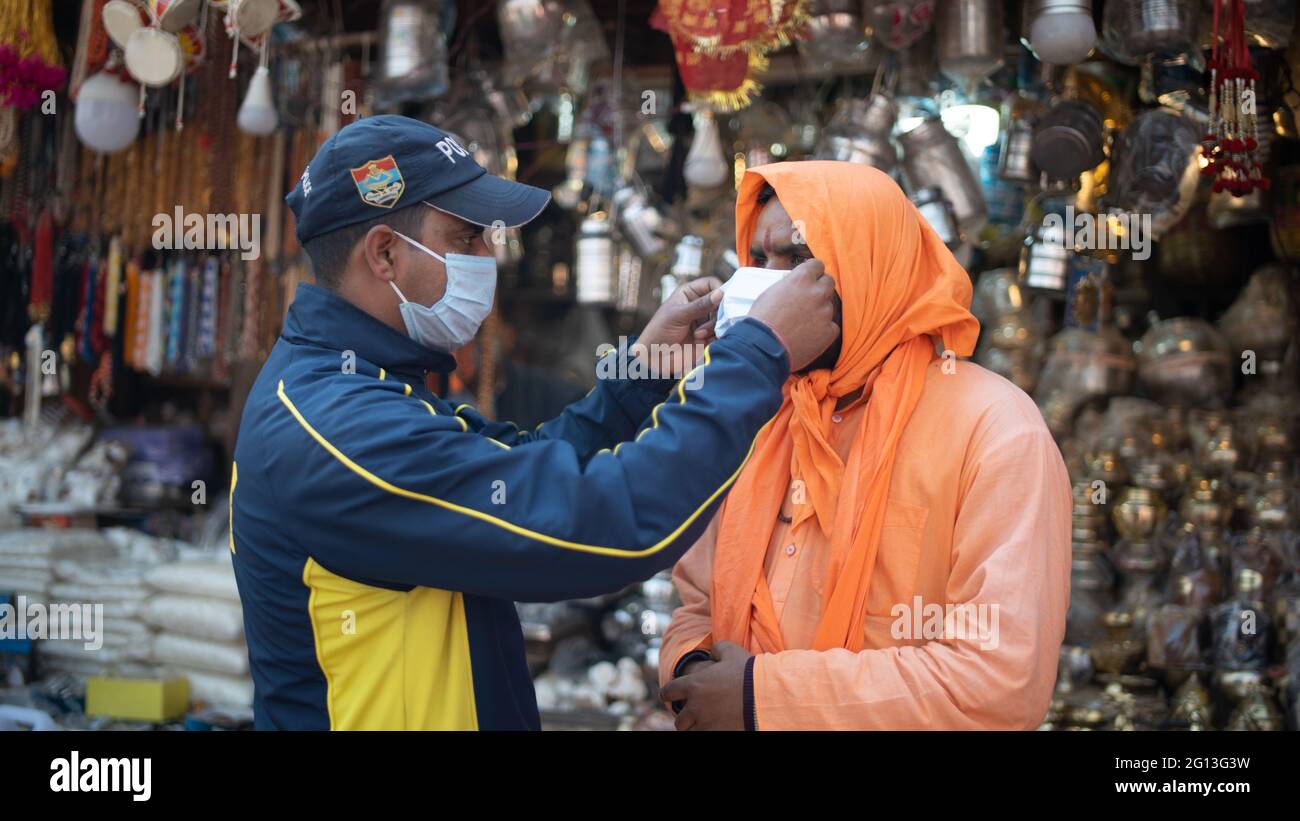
[683,110,729,189]
[238,40,278,136]
[1028,0,1097,66]
[74,71,141,153]
[237,65,278,135]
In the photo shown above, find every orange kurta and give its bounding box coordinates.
[659,358,1072,729]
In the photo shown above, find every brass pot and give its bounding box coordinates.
[1180,474,1231,529]
[1200,425,1243,475]
[1136,317,1233,409]
[1090,610,1145,675]
[1086,447,1129,488]
[1112,486,1168,542]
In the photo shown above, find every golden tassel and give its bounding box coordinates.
[0,0,63,67]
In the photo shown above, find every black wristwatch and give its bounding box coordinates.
[669,649,713,714]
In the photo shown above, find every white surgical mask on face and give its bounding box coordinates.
[389,230,496,353]
[714,266,789,338]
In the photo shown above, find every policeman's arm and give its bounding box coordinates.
[473,340,682,461]
[275,319,789,602]
[479,278,725,457]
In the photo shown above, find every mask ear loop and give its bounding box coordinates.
[392,230,447,263]
[390,229,451,304]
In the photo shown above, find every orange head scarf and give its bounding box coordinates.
[710,161,980,654]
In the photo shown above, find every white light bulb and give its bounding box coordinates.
[237,66,278,136]
[74,71,141,153]
[683,112,729,189]
[1029,10,1097,65]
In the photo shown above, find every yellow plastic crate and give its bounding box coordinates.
[86,676,190,723]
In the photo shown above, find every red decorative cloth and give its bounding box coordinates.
[651,0,808,110]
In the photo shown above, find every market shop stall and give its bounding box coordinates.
[0,0,1297,731]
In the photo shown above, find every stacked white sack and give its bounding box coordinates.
[39,528,177,678]
[143,558,252,709]
[0,529,113,600]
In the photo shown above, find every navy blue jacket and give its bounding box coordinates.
[230,283,789,729]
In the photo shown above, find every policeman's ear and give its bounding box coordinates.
[360,225,401,283]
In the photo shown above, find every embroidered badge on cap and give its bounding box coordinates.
[351,155,405,208]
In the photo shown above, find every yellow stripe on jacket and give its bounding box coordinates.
[301,558,478,730]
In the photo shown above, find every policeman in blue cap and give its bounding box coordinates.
[231,115,837,729]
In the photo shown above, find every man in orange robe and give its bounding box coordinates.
[659,162,1072,730]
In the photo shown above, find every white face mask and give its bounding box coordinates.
[714,266,789,338]
[389,230,496,353]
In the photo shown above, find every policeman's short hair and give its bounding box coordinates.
[303,205,429,291]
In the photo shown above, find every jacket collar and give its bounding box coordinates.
[281,283,457,379]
